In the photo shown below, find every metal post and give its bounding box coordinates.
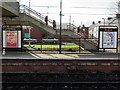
[29,0,31,46]
[28,27,31,46]
[0,0,2,55]
[102,18,105,26]
[59,0,62,54]
[79,38,81,53]
[69,15,71,30]
[40,38,42,53]
[47,6,49,15]
[102,18,105,52]
[29,0,30,9]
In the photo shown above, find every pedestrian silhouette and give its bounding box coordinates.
[53,20,56,30]
[77,26,81,33]
[77,26,80,33]
[45,16,48,25]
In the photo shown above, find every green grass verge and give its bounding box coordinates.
[24,43,79,49]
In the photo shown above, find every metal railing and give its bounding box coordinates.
[67,23,98,46]
[19,5,82,35]
[23,38,120,53]
[67,23,78,32]
[20,5,53,27]
[23,38,99,54]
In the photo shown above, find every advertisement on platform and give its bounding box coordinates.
[103,32,115,48]
[6,31,17,47]
[99,26,118,50]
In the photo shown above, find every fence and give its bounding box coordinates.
[23,38,120,54]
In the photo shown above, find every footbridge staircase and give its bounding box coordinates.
[3,5,98,51]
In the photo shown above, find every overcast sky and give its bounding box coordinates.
[18,0,119,26]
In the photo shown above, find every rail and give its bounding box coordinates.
[19,5,83,34]
[20,5,53,27]
[67,23,78,32]
[3,82,120,88]
[67,23,98,46]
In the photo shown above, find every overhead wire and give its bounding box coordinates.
[29,0,118,18]
[31,5,117,15]
[31,5,118,10]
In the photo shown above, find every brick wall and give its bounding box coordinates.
[23,28,41,40]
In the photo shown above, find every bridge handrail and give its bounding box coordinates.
[67,23,77,32]
[67,23,98,46]
[20,5,53,27]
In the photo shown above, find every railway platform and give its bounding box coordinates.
[1,50,120,60]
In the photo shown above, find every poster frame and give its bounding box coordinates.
[2,25,23,51]
[98,25,118,52]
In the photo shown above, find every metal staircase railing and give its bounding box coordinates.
[67,23,78,32]
[20,5,79,32]
[67,23,98,46]
[20,5,53,27]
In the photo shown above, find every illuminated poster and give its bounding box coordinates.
[6,31,17,47]
[103,32,114,48]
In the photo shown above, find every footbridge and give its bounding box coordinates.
[3,5,98,51]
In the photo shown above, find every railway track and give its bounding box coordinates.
[2,58,120,71]
[2,82,120,90]
[2,58,120,90]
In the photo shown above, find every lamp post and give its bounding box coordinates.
[29,0,30,9]
[102,18,105,26]
[59,0,62,54]
[47,6,49,15]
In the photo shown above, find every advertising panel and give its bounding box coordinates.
[99,26,118,50]
[6,31,17,47]
[103,32,114,48]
